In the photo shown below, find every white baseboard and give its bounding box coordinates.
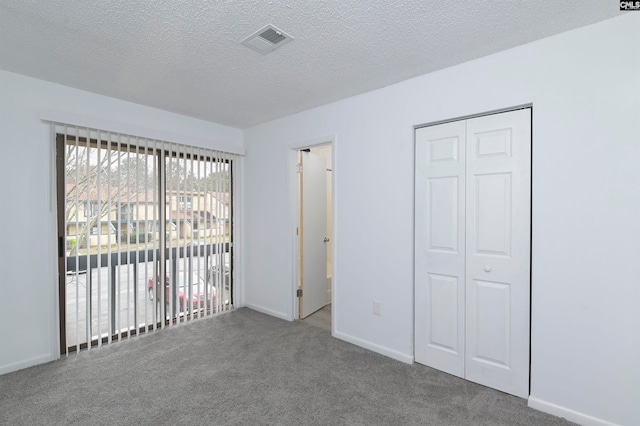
[528,396,619,426]
[334,330,414,364]
[243,303,291,321]
[0,353,57,376]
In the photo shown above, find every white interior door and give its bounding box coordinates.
[464,109,531,398]
[414,121,466,377]
[414,108,531,398]
[300,151,328,318]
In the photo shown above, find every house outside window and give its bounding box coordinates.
[178,196,192,209]
[119,203,133,222]
[84,201,99,218]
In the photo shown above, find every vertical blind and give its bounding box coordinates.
[55,123,238,354]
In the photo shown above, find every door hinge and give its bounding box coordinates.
[296,289,303,297]
[296,164,303,173]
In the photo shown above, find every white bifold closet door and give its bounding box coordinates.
[415,108,531,398]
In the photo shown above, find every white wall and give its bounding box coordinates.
[243,14,640,426]
[0,70,243,374]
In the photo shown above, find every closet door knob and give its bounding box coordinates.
[484,266,492,272]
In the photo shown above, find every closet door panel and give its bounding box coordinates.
[414,121,466,378]
[465,109,531,398]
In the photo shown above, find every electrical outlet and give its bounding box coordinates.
[373,300,381,316]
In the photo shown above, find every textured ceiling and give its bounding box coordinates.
[0,1,620,128]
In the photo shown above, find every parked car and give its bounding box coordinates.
[148,272,216,311]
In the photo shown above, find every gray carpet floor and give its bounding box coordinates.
[0,308,572,425]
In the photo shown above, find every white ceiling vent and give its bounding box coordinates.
[241,24,293,54]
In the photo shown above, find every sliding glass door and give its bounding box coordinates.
[56,126,235,354]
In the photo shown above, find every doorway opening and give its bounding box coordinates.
[295,144,333,332]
